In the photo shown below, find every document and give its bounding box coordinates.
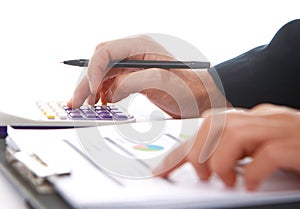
[6,119,300,209]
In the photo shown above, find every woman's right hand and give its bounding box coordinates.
[68,35,230,118]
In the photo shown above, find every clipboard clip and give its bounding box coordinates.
[5,141,71,194]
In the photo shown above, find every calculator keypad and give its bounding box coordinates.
[36,102,133,121]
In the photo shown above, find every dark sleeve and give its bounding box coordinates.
[208,19,300,109]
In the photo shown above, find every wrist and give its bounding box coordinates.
[195,70,232,114]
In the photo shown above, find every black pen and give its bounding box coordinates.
[61,59,210,69]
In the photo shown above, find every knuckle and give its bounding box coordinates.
[202,114,213,128]
[137,34,153,42]
[260,143,278,163]
[95,42,107,51]
[253,103,275,110]
[223,115,241,141]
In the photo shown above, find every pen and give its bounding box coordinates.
[61,59,210,69]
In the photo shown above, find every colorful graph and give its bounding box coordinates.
[133,144,164,151]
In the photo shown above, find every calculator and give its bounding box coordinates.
[0,101,135,127]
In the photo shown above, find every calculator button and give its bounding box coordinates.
[95,109,108,114]
[62,106,70,110]
[79,106,90,110]
[100,115,113,119]
[45,112,56,119]
[111,110,122,114]
[114,114,129,119]
[81,110,95,114]
[95,106,107,110]
[69,113,83,118]
[37,102,132,121]
[57,113,68,119]
[85,114,99,119]
[98,113,113,119]
[66,109,80,114]
[97,112,110,115]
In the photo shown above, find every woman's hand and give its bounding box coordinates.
[68,35,171,107]
[68,35,229,118]
[153,104,300,190]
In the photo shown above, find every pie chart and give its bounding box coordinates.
[133,144,164,151]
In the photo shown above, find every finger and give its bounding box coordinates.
[94,40,111,52]
[101,74,133,103]
[153,139,200,178]
[201,113,240,187]
[102,67,139,80]
[152,142,189,178]
[103,69,172,103]
[208,113,290,187]
[153,113,215,180]
[98,76,121,105]
[87,92,100,106]
[244,138,300,191]
[87,36,170,95]
[67,76,91,108]
[184,115,217,180]
[88,81,105,105]
[187,151,211,181]
[101,69,165,103]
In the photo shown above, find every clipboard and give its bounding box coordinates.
[0,138,71,209]
[2,122,300,209]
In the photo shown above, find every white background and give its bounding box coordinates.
[0,0,299,208]
[0,0,299,102]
